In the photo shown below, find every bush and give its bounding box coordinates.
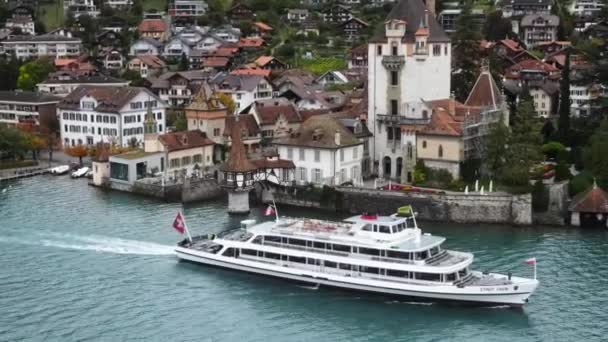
[554,161,572,182]
[531,180,549,212]
[412,159,426,185]
[447,179,466,192]
[569,171,594,196]
[541,141,566,160]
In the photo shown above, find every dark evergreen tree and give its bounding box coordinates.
[178,53,189,71]
[450,1,481,102]
[558,50,571,144]
[483,10,513,41]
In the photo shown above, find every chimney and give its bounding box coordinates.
[334,130,341,146]
[449,92,455,115]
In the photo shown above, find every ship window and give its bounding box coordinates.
[288,256,306,263]
[379,225,391,234]
[446,273,457,282]
[415,250,429,260]
[373,225,378,232]
[359,247,380,256]
[324,260,337,268]
[313,241,326,249]
[265,236,281,243]
[458,268,468,278]
[360,267,379,274]
[252,236,263,244]
[387,269,409,278]
[332,244,351,253]
[417,273,441,282]
[222,248,236,257]
[289,238,306,247]
[430,246,440,255]
[339,263,351,270]
[265,252,280,260]
[387,250,411,260]
[241,249,257,256]
[362,224,373,231]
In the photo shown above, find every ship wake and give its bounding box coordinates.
[0,233,175,256]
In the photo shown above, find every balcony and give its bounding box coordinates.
[376,114,430,126]
[381,55,405,70]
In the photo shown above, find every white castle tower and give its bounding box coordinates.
[367,0,451,180]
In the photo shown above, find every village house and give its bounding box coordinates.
[287,9,309,23]
[242,97,302,140]
[536,41,570,55]
[64,0,99,18]
[315,70,352,87]
[4,6,35,35]
[228,2,255,23]
[37,72,130,97]
[0,91,61,128]
[209,73,274,113]
[168,0,208,17]
[138,18,168,41]
[2,33,82,59]
[162,36,193,60]
[348,44,368,69]
[149,70,211,107]
[250,22,273,39]
[503,79,559,117]
[127,55,167,78]
[100,49,125,70]
[129,38,163,56]
[520,14,559,47]
[57,86,168,147]
[186,83,228,145]
[211,25,241,43]
[274,115,364,186]
[322,4,354,23]
[501,0,552,18]
[223,114,262,153]
[340,17,370,42]
[54,57,97,76]
[254,56,287,72]
[104,0,133,9]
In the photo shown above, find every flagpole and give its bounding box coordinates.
[534,260,537,280]
[180,211,193,242]
[272,199,279,223]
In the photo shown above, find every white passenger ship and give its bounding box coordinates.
[175,208,539,306]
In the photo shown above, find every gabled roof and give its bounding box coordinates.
[186,82,226,112]
[203,56,230,68]
[138,19,167,33]
[221,124,258,173]
[274,115,361,149]
[131,54,166,68]
[569,183,608,213]
[465,68,503,109]
[158,130,214,152]
[506,59,558,74]
[340,17,370,27]
[223,114,260,138]
[253,22,273,31]
[521,14,559,27]
[250,98,302,125]
[58,86,161,113]
[496,39,523,53]
[370,0,449,43]
[420,106,463,137]
[238,37,265,48]
[133,37,164,48]
[210,73,268,92]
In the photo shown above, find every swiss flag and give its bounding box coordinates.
[525,257,536,265]
[264,205,275,216]
[173,212,185,234]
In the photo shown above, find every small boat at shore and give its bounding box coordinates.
[50,165,70,175]
[71,167,90,178]
[173,205,539,307]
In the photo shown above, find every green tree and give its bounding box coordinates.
[451,1,481,102]
[0,125,28,159]
[0,57,22,91]
[483,10,513,41]
[557,50,571,144]
[122,69,145,86]
[583,120,608,187]
[500,89,543,186]
[17,58,55,91]
[178,52,189,71]
[131,0,143,17]
[484,116,510,177]
[531,180,549,212]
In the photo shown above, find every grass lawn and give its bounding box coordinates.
[39,0,65,31]
[143,0,168,12]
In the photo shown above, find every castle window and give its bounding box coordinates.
[391,43,398,56]
[438,145,443,158]
[390,100,398,115]
[444,44,448,55]
[422,110,428,119]
[422,140,427,148]
[377,45,382,56]
[433,45,441,56]
[390,71,398,86]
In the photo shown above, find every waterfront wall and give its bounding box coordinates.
[533,182,568,226]
[267,185,532,225]
[108,177,224,203]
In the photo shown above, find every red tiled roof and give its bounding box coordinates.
[132,54,166,68]
[203,56,230,68]
[255,56,274,67]
[465,70,503,109]
[158,130,214,152]
[421,108,463,137]
[230,68,271,77]
[254,100,301,125]
[569,184,608,213]
[213,47,239,57]
[224,114,260,138]
[221,118,258,173]
[138,19,167,33]
[239,38,265,48]
[498,39,522,52]
[254,21,273,31]
[415,27,429,36]
[251,158,295,169]
[507,59,559,73]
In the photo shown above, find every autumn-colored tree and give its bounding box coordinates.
[217,92,236,114]
[25,133,45,160]
[64,144,88,166]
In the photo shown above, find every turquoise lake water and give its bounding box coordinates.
[0,176,607,341]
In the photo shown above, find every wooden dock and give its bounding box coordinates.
[0,168,50,182]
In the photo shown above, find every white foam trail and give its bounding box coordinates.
[0,234,175,256]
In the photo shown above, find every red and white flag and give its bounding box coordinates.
[525,257,536,265]
[264,205,275,216]
[173,212,186,234]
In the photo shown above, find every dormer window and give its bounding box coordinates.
[82,101,95,110]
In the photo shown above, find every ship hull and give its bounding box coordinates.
[175,247,537,307]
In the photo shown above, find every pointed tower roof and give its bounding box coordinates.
[220,119,258,173]
[93,142,109,163]
[464,63,503,110]
[186,83,226,112]
[569,182,608,213]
